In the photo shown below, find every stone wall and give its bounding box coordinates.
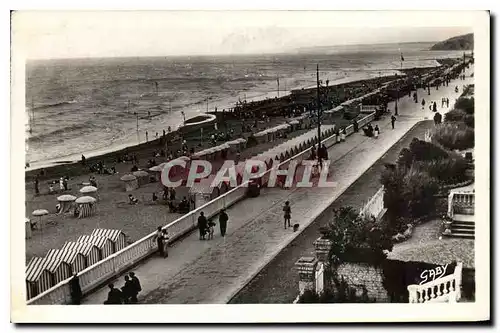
[336,262,389,302]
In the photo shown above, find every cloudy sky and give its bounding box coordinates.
[12,11,474,59]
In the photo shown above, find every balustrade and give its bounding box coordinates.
[407,263,462,303]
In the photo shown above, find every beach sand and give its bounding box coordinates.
[24,116,312,263]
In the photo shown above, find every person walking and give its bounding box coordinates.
[432,101,437,112]
[146,131,149,142]
[219,209,229,237]
[161,229,169,258]
[69,274,82,305]
[198,212,208,240]
[391,115,396,130]
[421,98,426,110]
[129,272,142,303]
[446,98,450,108]
[283,201,291,229]
[34,176,39,195]
[153,226,165,257]
[104,283,123,304]
[374,125,380,138]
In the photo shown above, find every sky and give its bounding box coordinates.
[12,11,474,59]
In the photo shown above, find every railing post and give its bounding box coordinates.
[295,257,318,296]
[454,262,463,302]
[407,285,418,303]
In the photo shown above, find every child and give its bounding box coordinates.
[207,221,216,240]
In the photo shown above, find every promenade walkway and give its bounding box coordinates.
[83,67,473,304]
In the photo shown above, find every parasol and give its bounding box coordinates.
[32,209,49,229]
[149,165,163,172]
[75,196,97,204]
[120,174,137,182]
[57,194,77,202]
[80,186,98,194]
[132,170,149,178]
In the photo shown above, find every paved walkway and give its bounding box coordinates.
[83,67,473,304]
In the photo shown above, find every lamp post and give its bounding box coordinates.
[316,64,321,159]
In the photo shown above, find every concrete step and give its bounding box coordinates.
[450,227,475,234]
[444,232,475,239]
[451,223,475,229]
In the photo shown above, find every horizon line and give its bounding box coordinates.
[25,39,442,61]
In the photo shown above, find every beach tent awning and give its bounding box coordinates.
[120,174,137,182]
[26,257,48,282]
[132,170,149,178]
[57,194,76,202]
[91,228,125,243]
[149,165,163,172]
[80,186,98,194]
[32,209,49,217]
[189,175,218,194]
[75,196,97,204]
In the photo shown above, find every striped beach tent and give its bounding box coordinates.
[91,229,127,253]
[62,241,101,267]
[44,255,72,286]
[77,235,114,260]
[26,257,53,300]
[46,248,87,275]
[75,196,97,219]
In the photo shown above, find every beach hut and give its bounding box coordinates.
[62,241,101,267]
[57,195,76,214]
[91,228,128,253]
[120,174,138,192]
[133,170,150,186]
[46,248,87,275]
[75,196,97,219]
[25,218,32,239]
[43,254,72,286]
[189,175,220,209]
[77,235,114,261]
[26,257,53,300]
[227,140,240,154]
[149,165,163,182]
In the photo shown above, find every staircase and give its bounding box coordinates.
[449,214,475,239]
[443,191,475,239]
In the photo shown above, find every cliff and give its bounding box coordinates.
[430,33,474,51]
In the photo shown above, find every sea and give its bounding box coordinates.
[24,42,465,169]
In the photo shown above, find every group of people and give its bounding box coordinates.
[45,176,71,195]
[104,272,142,304]
[441,97,450,108]
[363,123,380,138]
[197,210,229,240]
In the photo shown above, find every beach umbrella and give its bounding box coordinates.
[80,186,98,194]
[133,170,150,186]
[57,194,77,214]
[75,196,97,204]
[132,170,149,178]
[75,196,97,219]
[32,209,49,229]
[120,174,138,192]
[57,194,76,202]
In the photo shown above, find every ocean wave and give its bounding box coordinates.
[31,100,78,110]
[28,121,96,142]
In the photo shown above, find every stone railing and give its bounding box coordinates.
[27,112,376,305]
[407,262,463,303]
[359,186,385,220]
[447,191,475,218]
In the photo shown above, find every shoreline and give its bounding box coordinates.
[25,60,465,181]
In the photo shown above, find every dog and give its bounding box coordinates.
[207,222,215,240]
[293,224,300,232]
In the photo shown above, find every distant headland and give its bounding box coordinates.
[430,33,474,51]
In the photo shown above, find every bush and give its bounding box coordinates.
[454,97,474,115]
[415,157,468,185]
[381,164,439,222]
[297,276,376,303]
[324,207,394,265]
[433,123,474,150]
[407,138,449,162]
